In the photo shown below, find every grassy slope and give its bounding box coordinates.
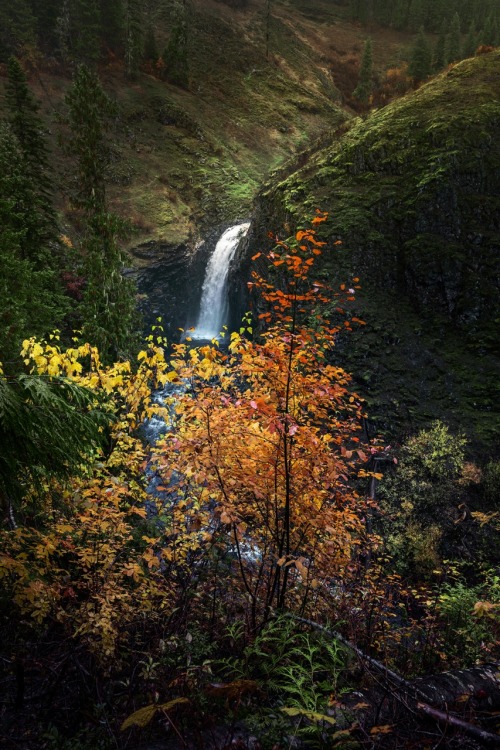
[0,0,418,254]
[250,51,500,448]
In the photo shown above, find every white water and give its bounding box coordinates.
[191,222,250,340]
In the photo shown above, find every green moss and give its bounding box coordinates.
[254,52,500,450]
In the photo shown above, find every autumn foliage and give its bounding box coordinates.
[0,213,373,662]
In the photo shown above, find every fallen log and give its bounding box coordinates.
[289,614,500,747]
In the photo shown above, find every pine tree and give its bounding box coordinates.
[71,0,102,65]
[64,65,114,214]
[408,0,426,32]
[0,0,37,61]
[64,66,139,360]
[5,57,58,260]
[353,37,373,103]
[124,0,143,80]
[0,124,67,364]
[392,0,408,30]
[408,26,432,81]
[29,0,62,52]
[446,12,462,63]
[462,20,477,58]
[143,25,158,62]
[162,5,189,88]
[80,212,139,361]
[481,15,499,46]
[433,22,447,70]
[99,0,124,54]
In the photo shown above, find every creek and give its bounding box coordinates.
[139,222,251,449]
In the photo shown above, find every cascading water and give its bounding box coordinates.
[191,222,250,340]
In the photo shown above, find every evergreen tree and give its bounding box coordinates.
[392,0,408,30]
[55,0,71,62]
[408,0,426,32]
[162,3,189,88]
[0,0,36,61]
[143,25,158,62]
[99,0,124,54]
[124,0,143,80]
[353,37,373,103]
[64,65,114,214]
[80,213,139,361]
[481,15,499,46]
[427,0,448,33]
[0,125,67,365]
[71,0,102,65]
[462,20,477,58]
[5,57,58,259]
[446,12,462,63]
[433,22,447,70]
[64,66,139,360]
[29,0,62,52]
[408,26,432,81]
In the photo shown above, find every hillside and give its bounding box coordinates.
[0,0,420,254]
[237,51,500,447]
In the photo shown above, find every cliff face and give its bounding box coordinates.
[234,52,500,448]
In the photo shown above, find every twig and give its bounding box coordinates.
[288,614,500,747]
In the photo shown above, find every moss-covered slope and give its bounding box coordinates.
[244,52,500,448]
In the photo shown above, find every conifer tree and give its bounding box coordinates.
[64,66,139,361]
[143,25,158,63]
[5,57,58,260]
[64,65,114,214]
[433,22,447,70]
[408,26,432,81]
[462,20,477,58]
[392,0,408,31]
[353,37,373,103]
[162,2,189,88]
[408,0,426,32]
[0,125,67,365]
[99,0,124,54]
[0,1,36,61]
[446,12,462,63]
[71,0,102,65]
[124,0,143,80]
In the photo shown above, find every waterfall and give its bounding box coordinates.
[191,222,250,340]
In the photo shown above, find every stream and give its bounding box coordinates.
[140,222,251,449]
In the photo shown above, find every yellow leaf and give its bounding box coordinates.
[121,697,189,731]
[281,707,336,725]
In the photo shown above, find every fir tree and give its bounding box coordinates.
[392,0,408,31]
[64,65,114,214]
[162,7,189,88]
[143,25,158,62]
[408,0,426,32]
[124,0,143,80]
[0,124,67,364]
[71,0,102,65]
[0,0,36,61]
[408,26,432,81]
[462,20,477,58]
[80,212,140,361]
[433,21,447,70]
[5,57,58,259]
[64,66,139,360]
[353,37,373,103]
[446,12,462,63]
